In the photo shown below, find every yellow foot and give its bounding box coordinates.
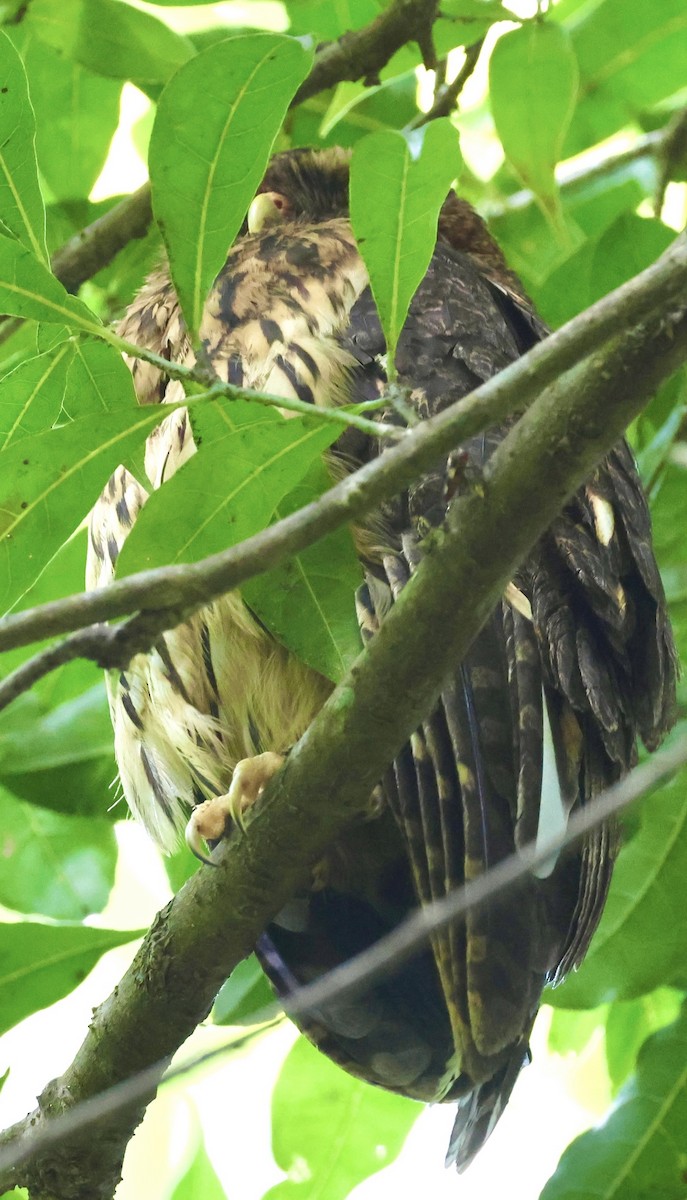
[185,751,285,864]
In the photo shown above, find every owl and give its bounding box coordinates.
[86,147,676,1169]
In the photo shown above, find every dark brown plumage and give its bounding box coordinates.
[87,147,676,1170]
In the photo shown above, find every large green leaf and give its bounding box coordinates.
[0,33,47,263]
[149,33,313,337]
[266,1036,420,1200]
[535,213,675,328]
[0,336,129,448]
[0,788,116,920]
[0,404,163,615]
[549,763,687,1008]
[21,33,121,203]
[565,0,687,157]
[0,920,140,1036]
[349,121,462,376]
[541,1004,687,1200]
[117,399,338,573]
[213,955,274,1026]
[604,990,683,1095]
[243,459,362,682]
[490,21,578,222]
[0,342,73,448]
[171,1136,226,1200]
[0,680,117,819]
[24,0,193,88]
[0,232,102,332]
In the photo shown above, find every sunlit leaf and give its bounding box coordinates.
[21,33,121,203]
[213,955,275,1026]
[350,121,462,375]
[0,232,103,333]
[266,1036,420,1200]
[490,21,578,222]
[149,33,313,336]
[549,762,687,1007]
[0,788,116,920]
[604,989,683,1094]
[0,32,47,263]
[0,921,140,1036]
[566,0,687,156]
[24,0,193,88]
[0,405,163,615]
[541,1004,687,1200]
[171,1135,226,1200]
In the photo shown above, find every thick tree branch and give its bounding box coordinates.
[0,234,685,689]
[3,727,686,1188]
[0,257,685,1199]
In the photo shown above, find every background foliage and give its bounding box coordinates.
[0,0,686,1197]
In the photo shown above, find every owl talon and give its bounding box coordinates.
[186,752,286,863]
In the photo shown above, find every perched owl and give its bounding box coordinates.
[86,147,676,1169]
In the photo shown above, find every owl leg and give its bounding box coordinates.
[185,751,285,863]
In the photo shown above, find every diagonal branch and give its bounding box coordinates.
[1,233,685,682]
[0,253,685,1200]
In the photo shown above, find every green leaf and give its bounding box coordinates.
[116,399,339,575]
[24,0,193,88]
[213,955,275,1026]
[605,990,683,1095]
[149,33,313,337]
[549,762,687,1008]
[22,34,121,203]
[0,342,73,448]
[67,337,139,417]
[0,404,163,615]
[0,920,140,1036]
[0,33,47,263]
[0,788,116,920]
[349,121,462,376]
[0,232,103,333]
[566,0,687,157]
[536,213,674,328]
[243,459,362,682]
[266,1036,420,1200]
[0,680,117,819]
[171,1137,226,1200]
[317,74,420,148]
[285,0,379,41]
[541,1003,687,1200]
[490,22,578,221]
[547,1005,609,1056]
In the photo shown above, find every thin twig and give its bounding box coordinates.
[1,729,685,1180]
[0,232,685,669]
[408,38,484,130]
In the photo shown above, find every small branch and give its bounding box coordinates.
[408,37,484,130]
[0,233,685,671]
[50,185,154,296]
[654,105,687,218]
[0,267,686,1198]
[293,0,441,104]
[2,726,685,1184]
[487,130,663,219]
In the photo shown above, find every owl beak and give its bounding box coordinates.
[247,191,289,233]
